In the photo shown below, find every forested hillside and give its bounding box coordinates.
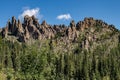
[0,16,120,80]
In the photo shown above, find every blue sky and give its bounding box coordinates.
[0,0,120,29]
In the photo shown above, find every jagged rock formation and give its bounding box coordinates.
[0,15,119,50]
[1,15,120,80]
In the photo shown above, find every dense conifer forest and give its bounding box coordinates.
[0,17,120,80]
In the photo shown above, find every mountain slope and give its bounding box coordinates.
[0,16,120,80]
[0,16,119,52]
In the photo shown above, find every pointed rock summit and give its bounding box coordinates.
[0,16,118,44]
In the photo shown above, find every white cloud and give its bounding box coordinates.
[57,14,72,20]
[18,7,42,21]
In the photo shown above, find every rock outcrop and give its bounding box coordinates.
[0,16,118,47]
[1,27,8,38]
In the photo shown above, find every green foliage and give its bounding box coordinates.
[54,32,65,39]
[0,35,120,80]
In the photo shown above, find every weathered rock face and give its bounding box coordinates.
[11,16,19,35]
[0,16,117,44]
[76,17,94,31]
[1,27,8,38]
[16,19,24,36]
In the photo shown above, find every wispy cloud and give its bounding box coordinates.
[18,7,42,21]
[57,14,72,20]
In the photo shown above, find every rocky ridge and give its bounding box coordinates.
[0,15,119,50]
[1,16,117,42]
